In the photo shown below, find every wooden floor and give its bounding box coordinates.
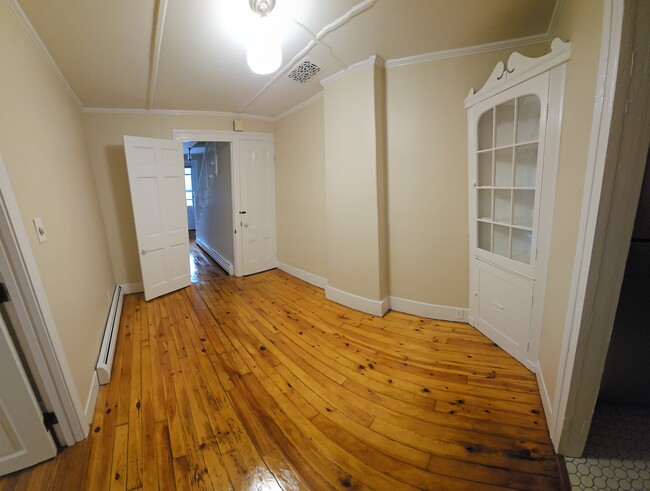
[0,243,565,490]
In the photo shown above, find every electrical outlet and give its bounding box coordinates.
[455,309,464,320]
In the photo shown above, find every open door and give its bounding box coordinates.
[124,136,190,301]
[0,306,57,475]
[239,139,276,276]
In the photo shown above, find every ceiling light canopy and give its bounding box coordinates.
[247,0,282,75]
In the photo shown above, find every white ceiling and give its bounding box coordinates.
[15,0,559,118]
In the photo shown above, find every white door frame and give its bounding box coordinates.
[551,0,650,455]
[0,153,86,446]
[172,130,275,277]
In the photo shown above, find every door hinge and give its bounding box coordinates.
[0,283,9,303]
[43,411,58,430]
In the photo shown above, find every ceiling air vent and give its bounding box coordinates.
[288,61,321,83]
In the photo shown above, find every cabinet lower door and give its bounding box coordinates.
[471,259,534,368]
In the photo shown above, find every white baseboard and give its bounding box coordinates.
[536,363,556,448]
[325,285,389,317]
[84,371,100,429]
[120,282,143,294]
[276,262,327,289]
[389,296,468,322]
[196,238,234,275]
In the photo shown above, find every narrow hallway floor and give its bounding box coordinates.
[564,402,650,490]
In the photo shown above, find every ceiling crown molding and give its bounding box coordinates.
[320,55,385,87]
[6,0,83,109]
[385,33,549,69]
[82,107,275,122]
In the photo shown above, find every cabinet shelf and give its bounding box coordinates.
[476,186,535,190]
[477,218,533,232]
[477,140,540,152]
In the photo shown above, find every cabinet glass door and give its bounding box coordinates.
[475,94,541,270]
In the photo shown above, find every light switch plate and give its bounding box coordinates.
[33,217,47,243]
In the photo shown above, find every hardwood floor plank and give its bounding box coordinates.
[109,424,129,491]
[155,422,176,491]
[141,340,160,491]
[126,297,144,490]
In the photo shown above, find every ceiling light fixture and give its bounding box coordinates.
[247,0,282,75]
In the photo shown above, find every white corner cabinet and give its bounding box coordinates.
[465,39,570,369]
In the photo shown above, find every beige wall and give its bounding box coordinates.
[385,44,548,307]
[274,98,327,278]
[537,0,604,403]
[0,3,115,404]
[83,112,273,284]
[324,64,387,301]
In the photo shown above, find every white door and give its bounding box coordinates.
[0,307,57,476]
[124,136,190,301]
[238,140,276,275]
[468,74,549,368]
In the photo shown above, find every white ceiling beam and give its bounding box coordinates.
[147,0,168,110]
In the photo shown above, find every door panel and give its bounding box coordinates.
[0,311,56,476]
[239,140,276,275]
[124,136,190,300]
[474,260,533,365]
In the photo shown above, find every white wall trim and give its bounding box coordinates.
[83,107,275,122]
[196,238,234,275]
[273,91,323,122]
[173,129,274,143]
[6,0,83,109]
[83,372,100,428]
[389,296,467,323]
[325,285,389,317]
[0,152,85,445]
[120,282,144,294]
[536,363,554,434]
[546,0,564,39]
[386,34,549,69]
[320,55,385,87]
[552,0,620,448]
[276,262,327,289]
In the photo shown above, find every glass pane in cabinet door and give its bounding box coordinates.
[478,109,493,150]
[513,189,535,227]
[478,189,492,220]
[493,224,510,258]
[495,148,513,187]
[495,100,515,147]
[478,222,491,252]
[514,144,538,187]
[494,189,511,224]
[512,228,532,264]
[478,151,492,186]
[516,95,541,143]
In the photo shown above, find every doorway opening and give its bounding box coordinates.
[563,149,650,488]
[183,140,233,282]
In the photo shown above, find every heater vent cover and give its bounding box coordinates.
[289,61,321,83]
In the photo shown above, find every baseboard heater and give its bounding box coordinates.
[96,285,124,385]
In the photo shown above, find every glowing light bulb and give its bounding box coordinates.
[247,15,282,75]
